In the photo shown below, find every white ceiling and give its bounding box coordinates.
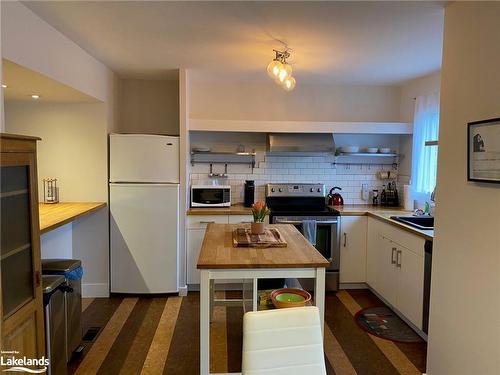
[2,59,98,103]
[23,1,444,85]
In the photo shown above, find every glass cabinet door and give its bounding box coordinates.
[1,162,35,318]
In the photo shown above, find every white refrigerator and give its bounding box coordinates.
[109,134,179,293]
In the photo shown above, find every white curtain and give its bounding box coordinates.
[411,93,440,195]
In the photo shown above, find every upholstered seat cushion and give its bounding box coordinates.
[242,306,326,375]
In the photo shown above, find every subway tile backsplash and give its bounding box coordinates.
[190,153,398,205]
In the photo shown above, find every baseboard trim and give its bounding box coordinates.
[178,286,188,296]
[339,282,369,289]
[82,283,109,298]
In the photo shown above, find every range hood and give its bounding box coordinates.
[267,133,336,154]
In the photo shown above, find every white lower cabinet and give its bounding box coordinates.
[397,244,424,328]
[340,216,367,283]
[186,215,228,285]
[367,217,425,329]
[186,215,268,285]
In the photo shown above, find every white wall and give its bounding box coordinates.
[189,80,402,122]
[427,3,500,375]
[1,1,112,103]
[115,78,179,135]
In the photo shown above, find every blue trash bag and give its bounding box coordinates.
[64,266,84,280]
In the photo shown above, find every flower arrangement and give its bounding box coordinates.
[251,201,270,222]
[250,200,269,235]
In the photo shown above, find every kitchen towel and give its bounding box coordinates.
[403,184,414,210]
[302,220,317,245]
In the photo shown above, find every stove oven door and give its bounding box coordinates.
[273,217,340,271]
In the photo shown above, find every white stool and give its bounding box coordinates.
[242,306,326,375]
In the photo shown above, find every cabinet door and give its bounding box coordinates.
[396,246,424,329]
[187,228,206,285]
[186,215,228,229]
[366,220,384,291]
[340,216,367,283]
[379,237,398,307]
[1,152,44,356]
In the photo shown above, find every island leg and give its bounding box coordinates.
[200,270,210,375]
[314,267,326,336]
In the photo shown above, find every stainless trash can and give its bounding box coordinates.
[42,259,83,363]
[43,275,67,375]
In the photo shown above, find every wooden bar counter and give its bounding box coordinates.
[39,202,107,234]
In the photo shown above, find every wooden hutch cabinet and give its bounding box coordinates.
[0,134,44,358]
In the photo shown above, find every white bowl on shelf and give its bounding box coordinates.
[379,148,392,154]
[339,146,360,153]
[365,147,379,154]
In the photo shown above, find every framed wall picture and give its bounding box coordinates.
[468,117,500,183]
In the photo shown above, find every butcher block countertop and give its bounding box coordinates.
[39,202,107,234]
[330,205,434,240]
[197,223,330,269]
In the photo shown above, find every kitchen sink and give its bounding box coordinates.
[390,216,434,230]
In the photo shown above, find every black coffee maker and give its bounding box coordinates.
[244,180,255,207]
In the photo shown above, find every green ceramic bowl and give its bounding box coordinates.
[271,288,312,309]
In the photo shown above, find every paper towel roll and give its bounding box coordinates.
[403,184,414,210]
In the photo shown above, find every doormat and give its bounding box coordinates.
[354,306,423,343]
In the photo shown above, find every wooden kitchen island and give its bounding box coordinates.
[197,223,330,375]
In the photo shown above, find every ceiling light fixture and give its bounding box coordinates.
[31,94,40,99]
[267,49,296,91]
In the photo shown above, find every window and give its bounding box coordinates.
[411,93,439,195]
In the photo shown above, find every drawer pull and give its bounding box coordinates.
[396,250,402,268]
[391,247,397,264]
[343,233,347,247]
[199,221,215,224]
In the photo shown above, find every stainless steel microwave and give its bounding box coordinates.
[191,185,231,207]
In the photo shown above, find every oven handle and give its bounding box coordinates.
[275,219,339,225]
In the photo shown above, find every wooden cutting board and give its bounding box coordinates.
[232,227,287,248]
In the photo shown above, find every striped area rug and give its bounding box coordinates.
[69,289,426,375]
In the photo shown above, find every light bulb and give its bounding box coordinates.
[282,76,296,91]
[277,63,292,82]
[267,60,283,79]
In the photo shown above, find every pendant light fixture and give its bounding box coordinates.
[267,49,296,91]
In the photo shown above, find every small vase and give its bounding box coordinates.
[251,222,265,235]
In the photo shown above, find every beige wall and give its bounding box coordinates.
[189,80,402,123]
[399,71,441,123]
[427,3,500,374]
[397,72,441,180]
[5,101,107,201]
[5,101,110,297]
[115,78,179,135]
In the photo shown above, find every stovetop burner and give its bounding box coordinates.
[265,183,340,217]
